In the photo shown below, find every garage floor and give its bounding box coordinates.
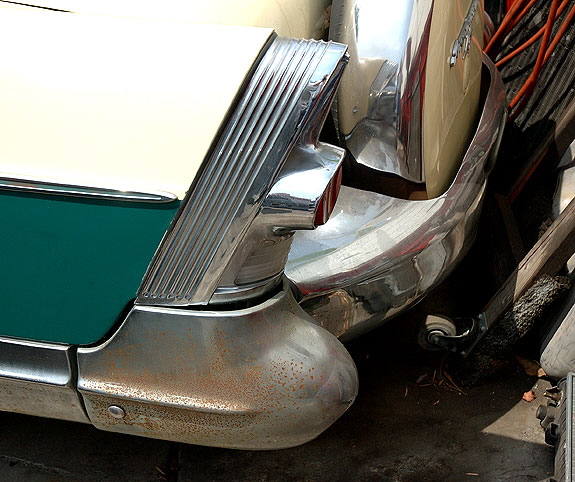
[0,308,555,482]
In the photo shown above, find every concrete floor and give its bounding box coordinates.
[0,313,555,482]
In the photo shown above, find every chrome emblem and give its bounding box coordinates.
[450,0,479,67]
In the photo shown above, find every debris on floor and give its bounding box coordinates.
[523,390,537,402]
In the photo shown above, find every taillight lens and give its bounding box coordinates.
[314,165,342,227]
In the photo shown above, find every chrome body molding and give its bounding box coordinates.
[137,36,348,306]
[330,0,434,182]
[210,45,347,304]
[286,55,507,341]
[0,337,89,423]
[77,283,358,449]
[0,175,177,203]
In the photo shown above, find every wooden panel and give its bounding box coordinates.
[483,196,575,326]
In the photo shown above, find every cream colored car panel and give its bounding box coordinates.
[337,58,384,137]
[0,6,272,200]
[423,0,483,197]
[4,0,331,39]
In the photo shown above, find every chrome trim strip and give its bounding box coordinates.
[0,337,89,423]
[0,337,71,385]
[137,37,348,306]
[78,283,358,449]
[286,55,507,341]
[330,0,433,183]
[0,176,177,203]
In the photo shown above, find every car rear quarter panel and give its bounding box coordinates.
[0,6,273,344]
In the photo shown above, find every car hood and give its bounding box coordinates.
[0,1,328,200]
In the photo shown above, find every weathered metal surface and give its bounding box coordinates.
[0,337,89,423]
[77,283,358,449]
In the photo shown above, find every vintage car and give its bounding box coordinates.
[0,0,506,449]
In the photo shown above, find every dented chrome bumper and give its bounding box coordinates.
[76,283,358,449]
[286,55,507,341]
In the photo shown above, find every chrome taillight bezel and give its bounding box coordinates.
[137,36,348,307]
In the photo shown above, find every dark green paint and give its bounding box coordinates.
[0,191,179,345]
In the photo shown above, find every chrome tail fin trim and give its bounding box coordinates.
[137,37,348,306]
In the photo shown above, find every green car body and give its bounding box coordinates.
[0,193,179,344]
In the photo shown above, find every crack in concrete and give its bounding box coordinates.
[156,442,181,482]
[0,454,71,476]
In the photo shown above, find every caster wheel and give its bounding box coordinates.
[418,314,457,351]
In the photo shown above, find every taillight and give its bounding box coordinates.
[314,165,342,227]
[213,141,345,303]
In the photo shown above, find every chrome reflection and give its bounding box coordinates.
[211,142,345,304]
[262,143,345,230]
[137,37,348,306]
[286,56,507,341]
[330,0,433,183]
[0,176,177,203]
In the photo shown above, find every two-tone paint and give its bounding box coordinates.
[0,4,273,344]
[0,5,358,448]
[0,0,507,450]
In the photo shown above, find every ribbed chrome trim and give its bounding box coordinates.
[0,176,177,203]
[137,37,348,305]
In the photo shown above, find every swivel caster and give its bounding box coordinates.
[418,314,457,351]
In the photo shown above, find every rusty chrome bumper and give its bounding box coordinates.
[76,283,358,449]
[285,55,507,341]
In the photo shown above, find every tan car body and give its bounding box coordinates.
[1,0,481,197]
[424,0,483,197]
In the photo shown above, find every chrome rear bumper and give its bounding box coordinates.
[286,55,507,341]
[77,284,358,449]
